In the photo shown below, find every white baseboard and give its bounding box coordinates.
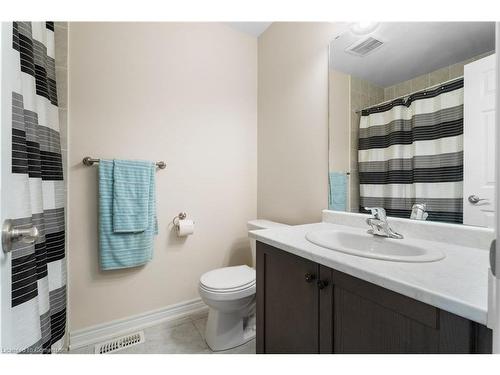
[69,298,208,350]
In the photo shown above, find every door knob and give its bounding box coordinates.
[317,280,329,290]
[2,219,40,253]
[468,195,488,204]
[304,273,316,283]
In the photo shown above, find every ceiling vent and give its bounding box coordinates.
[345,37,384,57]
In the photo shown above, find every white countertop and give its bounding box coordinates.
[250,221,490,325]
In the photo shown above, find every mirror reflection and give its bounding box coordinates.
[328,22,496,226]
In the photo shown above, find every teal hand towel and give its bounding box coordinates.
[329,171,347,211]
[99,159,157,270]
[113,159,153,233]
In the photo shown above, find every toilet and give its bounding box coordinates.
[199,219,289,351]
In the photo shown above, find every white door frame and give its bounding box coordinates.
[0,21,11,353]
[0,21,3,352]
[493,22,500,353]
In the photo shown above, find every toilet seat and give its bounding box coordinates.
[199,283,255,301]
[199,265,256,301]
[200,265,255,290]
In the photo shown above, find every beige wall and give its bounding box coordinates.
[257,22,340,225]
[329,70,350,173]
[68,23,257,331]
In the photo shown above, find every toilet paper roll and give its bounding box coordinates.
[176,219,194,237]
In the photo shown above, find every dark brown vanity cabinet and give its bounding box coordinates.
[256,242,492,354]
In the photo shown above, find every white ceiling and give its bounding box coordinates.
[225,22,272,37]
[330,22,495,87]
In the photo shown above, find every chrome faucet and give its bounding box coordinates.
[365,207,403,239]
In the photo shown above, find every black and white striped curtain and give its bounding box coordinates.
[358,79,464,224]
[2,22,66,353]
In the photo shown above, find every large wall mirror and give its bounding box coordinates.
[328,22,496,227]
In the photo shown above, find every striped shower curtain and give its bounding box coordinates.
[2,22,66,353]
[358,79,464,224]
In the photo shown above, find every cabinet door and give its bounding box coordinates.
[257,242,319,353]
[333,270,441,353]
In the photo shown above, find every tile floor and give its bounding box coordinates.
[67,311,256,354]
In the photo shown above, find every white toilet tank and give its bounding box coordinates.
[247,220,289,268]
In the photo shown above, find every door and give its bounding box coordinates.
[492,22,500,354]
[256,242,319,353]
[1,21,8,352]
[0,22,69,353]
[0,22,4,350]
[464,54,496,227]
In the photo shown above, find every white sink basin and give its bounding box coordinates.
[305,229,445,263]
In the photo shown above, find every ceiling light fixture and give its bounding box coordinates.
[350,22,379,35]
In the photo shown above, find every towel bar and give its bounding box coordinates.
[82,156,166,169]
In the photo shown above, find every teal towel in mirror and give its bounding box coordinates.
[329,172,347,211]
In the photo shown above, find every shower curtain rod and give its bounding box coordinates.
[354,75,464,114]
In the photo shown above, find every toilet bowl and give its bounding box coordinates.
[199,265,256,351]
[198,219,288,351]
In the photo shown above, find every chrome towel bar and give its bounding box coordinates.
[82,156,166,169]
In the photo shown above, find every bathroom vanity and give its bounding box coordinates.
[251,212,494,354]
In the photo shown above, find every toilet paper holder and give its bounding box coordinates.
[172,212,188,228]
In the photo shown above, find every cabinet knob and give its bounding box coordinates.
[304,273,316,283]
[317,280,329,290]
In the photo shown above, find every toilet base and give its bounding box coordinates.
[204,308,256,351]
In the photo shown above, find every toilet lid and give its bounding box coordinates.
[200,265,255,291]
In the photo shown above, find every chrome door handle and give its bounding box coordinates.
[468,195,488,204]
[2,219,40,253]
